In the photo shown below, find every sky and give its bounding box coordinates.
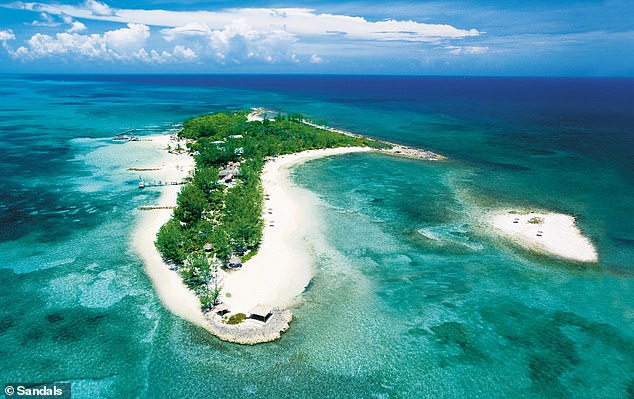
[0,0,632,75]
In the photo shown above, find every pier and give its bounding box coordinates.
[138,180,186,188]
[138,205,177,211]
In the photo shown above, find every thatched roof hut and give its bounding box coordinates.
[228,256,242,268]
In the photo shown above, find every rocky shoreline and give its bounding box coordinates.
[376,144,445,161]
[203,309,293,345]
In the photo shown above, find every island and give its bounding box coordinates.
[490,211,598,263]
[133,108,442,344]
[132,109,600,344]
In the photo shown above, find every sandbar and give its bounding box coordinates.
[490,211,598,263]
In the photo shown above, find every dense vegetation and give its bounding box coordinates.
[156,110,385,310]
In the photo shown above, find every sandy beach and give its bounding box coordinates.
[221,147,372,313]
[129,136,371,340]
[490,211,598,263]
[129,135,206,327]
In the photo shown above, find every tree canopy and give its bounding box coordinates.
[156,110,387,310]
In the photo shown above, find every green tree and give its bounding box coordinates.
[179,253,211,290]
[155,218,186,264]
[175,185,208,225]
[212,228,232,263]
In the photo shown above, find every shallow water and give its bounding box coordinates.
[0,75,632,398]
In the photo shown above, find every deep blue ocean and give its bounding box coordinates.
[0,75,632,398]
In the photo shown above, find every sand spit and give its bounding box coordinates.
[248,107,445,161]
[490,211,598,263]
[221,147,372,314]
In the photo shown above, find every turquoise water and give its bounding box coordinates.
[0,75,632,398]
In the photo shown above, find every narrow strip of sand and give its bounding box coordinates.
[221,147,372,314]
[129,135,207,327]
[490,211,598,263]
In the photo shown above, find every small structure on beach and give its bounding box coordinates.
[249,304,273,323]
[228,255,242,269]
[213,304,230,316]
[219,162,241,184]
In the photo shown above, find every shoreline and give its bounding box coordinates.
[134,110,445,344]
[131,135,372,343]
[129,134,207,327]
[205,147,372,344]
[490,210,598,263]
[221,147,372,314]
[247,108,445,161]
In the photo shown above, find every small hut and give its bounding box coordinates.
[249,304,273,323]
[213,304,230,316]
[203,243,214,252]
[228,256,242,269]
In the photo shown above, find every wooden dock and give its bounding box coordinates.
[138,181,185,188]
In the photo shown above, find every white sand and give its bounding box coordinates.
[222,147,372,313]
[129,135,207,326]
[247,108,265,122]
[130,138,371,326]
[490,211,598,263]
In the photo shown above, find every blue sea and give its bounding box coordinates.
[0,75,632,398]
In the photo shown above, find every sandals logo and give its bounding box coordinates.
[4,383,70,399]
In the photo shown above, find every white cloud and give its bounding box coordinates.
[447,46,489,55]
[161,22,211,42]
[6,3,480,43]
[30,12,60,27]
[1,2,486,67]
[0,30,16,41]
[61,14,74,24]
[20,32,104,60]
[309,54,324,64]
[172,45,197,60]
[133,45,197,63]
[84,0,115,16]
[67,21,87,33]
[161,19,298,64]
[103,23,149,53]
[10,23,196,64]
